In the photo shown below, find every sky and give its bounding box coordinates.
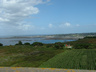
[0,0,96,36]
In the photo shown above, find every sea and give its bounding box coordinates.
[0,36,75,46]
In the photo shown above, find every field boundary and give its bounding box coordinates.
[0,67,96,72]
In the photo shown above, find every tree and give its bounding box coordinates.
[18,41,23,45]
[15,41,23,45]
[0,43,3,46]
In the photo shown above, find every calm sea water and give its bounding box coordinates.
[0,37,75,46]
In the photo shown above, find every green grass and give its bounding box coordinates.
[40,49,96,70]
[0,45,64,67]
[0,38,96,70]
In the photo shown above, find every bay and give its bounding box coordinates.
[0,36,75,46]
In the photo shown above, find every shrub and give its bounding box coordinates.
[24,42,30,45]
[84,36,96,39]
[0,43,3,46]
[74,43,90,49]
[88,44,96,49]
[54,42,63,49]
[31,42,43,46]
[15,41,23,45]
[46,44,54,48]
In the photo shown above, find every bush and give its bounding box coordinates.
[54,42,64,49]
[88,44,96,49]
[46,44,54,48]
[0,43,3,46]
[84,36,96,39]
[74,43,90,49]
[24,42,30,45]
[15,41,23,45]
[31,42,43,46]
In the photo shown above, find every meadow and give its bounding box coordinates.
[0,37,96,70]
[0,45,64,67]
[40,49,96,70]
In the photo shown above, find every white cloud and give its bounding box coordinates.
[0,0,50,31]
[49,24,53,28]
[59,22,71,28]
[0,17,9,22]
[65,22,71,26]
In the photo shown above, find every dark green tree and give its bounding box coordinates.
[0,43,3,46]
[18,41,23,45]
[15,41,23,45]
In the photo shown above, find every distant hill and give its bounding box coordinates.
[43,32,96,40]
[0,32,96,40]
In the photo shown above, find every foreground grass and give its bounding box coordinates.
[0,45,64,67]
[40,49,96,70]
[0,45,96,70]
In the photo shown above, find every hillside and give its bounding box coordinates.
[40,49,96,70]
[0,45,64,67]
[0,37,96,70]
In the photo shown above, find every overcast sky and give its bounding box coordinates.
[0,0,96,36]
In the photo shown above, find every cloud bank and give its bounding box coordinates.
[0,0,49,33]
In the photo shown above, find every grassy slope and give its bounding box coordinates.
[66,38,96,45]
[0,38,96,69]
[40,49,96,70]
[0,45,64,67]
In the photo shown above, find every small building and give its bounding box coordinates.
[64,44,72,48]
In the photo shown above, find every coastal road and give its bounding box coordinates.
[0,67,96,72]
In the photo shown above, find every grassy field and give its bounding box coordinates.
[0,38,96,70]
[40,49,96,70]
[0,45,64,67]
